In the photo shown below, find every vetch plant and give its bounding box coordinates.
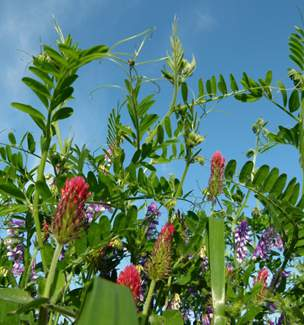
[0,20,303,325]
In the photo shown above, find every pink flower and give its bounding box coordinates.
[117,265,141,301]
[208,151,225,200]
[255,267,269,298]
[257,267,269,287]
[52,176,90,244]
[160,223,175,241]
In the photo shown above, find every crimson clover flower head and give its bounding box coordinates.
[52,176,90,244]
[255,267,269,298]
[117,264,141,301]
[208,151,225,200]
[145,223,174,280]
[160,223,175,241]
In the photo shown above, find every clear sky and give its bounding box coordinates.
[0,0,303,198]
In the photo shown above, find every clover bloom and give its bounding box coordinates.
[117,264,141,301]
[208,151,225,200]
[145,223,175,280]
[255,267,269,298]
[52,176,90,244]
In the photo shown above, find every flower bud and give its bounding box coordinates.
[208,151,225,201]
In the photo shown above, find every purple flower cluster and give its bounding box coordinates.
[235,220,250,262]
[144,202,160,240]
[4,219,25,276]
[86,203,112,223]
[202,306,213,325]
[253,227,283,260]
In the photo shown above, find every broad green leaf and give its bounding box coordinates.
[209,216,225,325]
[141,114,158,134]
[0,204,27,216]
[225,160,237,180]
[52,107,74,122]
[262,167,279,192]
[181,82,188,103]
[288,89,300,112]
[162,310,184,324]
[77,278,138,325]
[270,173,287,197]
[164,116,172,138]
[252,165,269,188]
[198,78,204,98]
[0,183,26,200]
[277,80,287,106]
[211,75,217,96]
[27,132,36,153]
[218,74,227,94]
[8,132,16,145]
[265,70,272,85]
[157,125,164,144]
[29,66,54,88]
[230,74,239,91]
[239,161,254,184]
[51,87,74,110]
[22,77,50,98]
[0,288,32,304]
[0,301,20,324]
[11,102,45,121]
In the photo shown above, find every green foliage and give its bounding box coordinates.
[77,278,138,325]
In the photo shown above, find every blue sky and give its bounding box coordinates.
[0,0,303,199]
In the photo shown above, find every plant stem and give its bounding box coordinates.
[209,212,226,325]
[32,149,49,273]
[175,161,190,198]
[142,279,156,316]
[43,243,63,298]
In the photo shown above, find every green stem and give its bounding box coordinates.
[43,243,63,298]
[33,149,49,273]
[175,161,190,198]
[163,276,172,310]
[209,213,226,325]
[142,279,156,316]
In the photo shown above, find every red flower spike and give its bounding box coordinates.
[117,264,141,301]
[255,267,269,299]
[257,267,269,288]
[160,223,175,241]
[52,176,90,244]
[208,151,225,201]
